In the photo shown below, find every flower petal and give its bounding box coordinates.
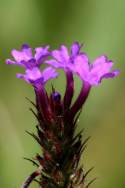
[52,45,69,63]
[100,70,120,80]
[42,67,59,83]
[35,46,50,64]
[16,73,30,83]
[92,56,113,73]
[60,45,69,62]
[11,45,32,63]
[52,50,63,62]
[26,68,42,81]
[46,60,65,69]
[72,54,89,78]
[90,56,113,81]
[88,70,120,86]
[21,44,32,58]
[71,42,82,57]
[16,67,42,83]
[6,59,19,65]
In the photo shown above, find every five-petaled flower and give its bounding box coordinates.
[6,44,50,68]
[71,54,119,86]
[16,67,58,84]
[46,42,83,70]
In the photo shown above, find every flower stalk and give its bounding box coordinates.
[70,81,91,120]
[63,70,74,110]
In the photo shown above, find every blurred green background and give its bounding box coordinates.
[0,0,125,187]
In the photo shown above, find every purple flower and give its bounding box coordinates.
[6,44,58,85]
[6,44,50,69]
[46,42,119,86]
[16,67,58,84]
[46,42,83,70]
[72,55,119,85]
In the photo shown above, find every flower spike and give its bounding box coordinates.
[5,42,120,188]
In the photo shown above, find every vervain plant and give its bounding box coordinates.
[6,42,119,188]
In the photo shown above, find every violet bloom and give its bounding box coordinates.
[72,54,119,86]
[6,44,50,69]
[70,54,119,119]
[16,67,58,84]
[46,41,83,70]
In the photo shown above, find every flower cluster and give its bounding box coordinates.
[6,42,119,86]
[6,42,119,188]
[6,44,58,84]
